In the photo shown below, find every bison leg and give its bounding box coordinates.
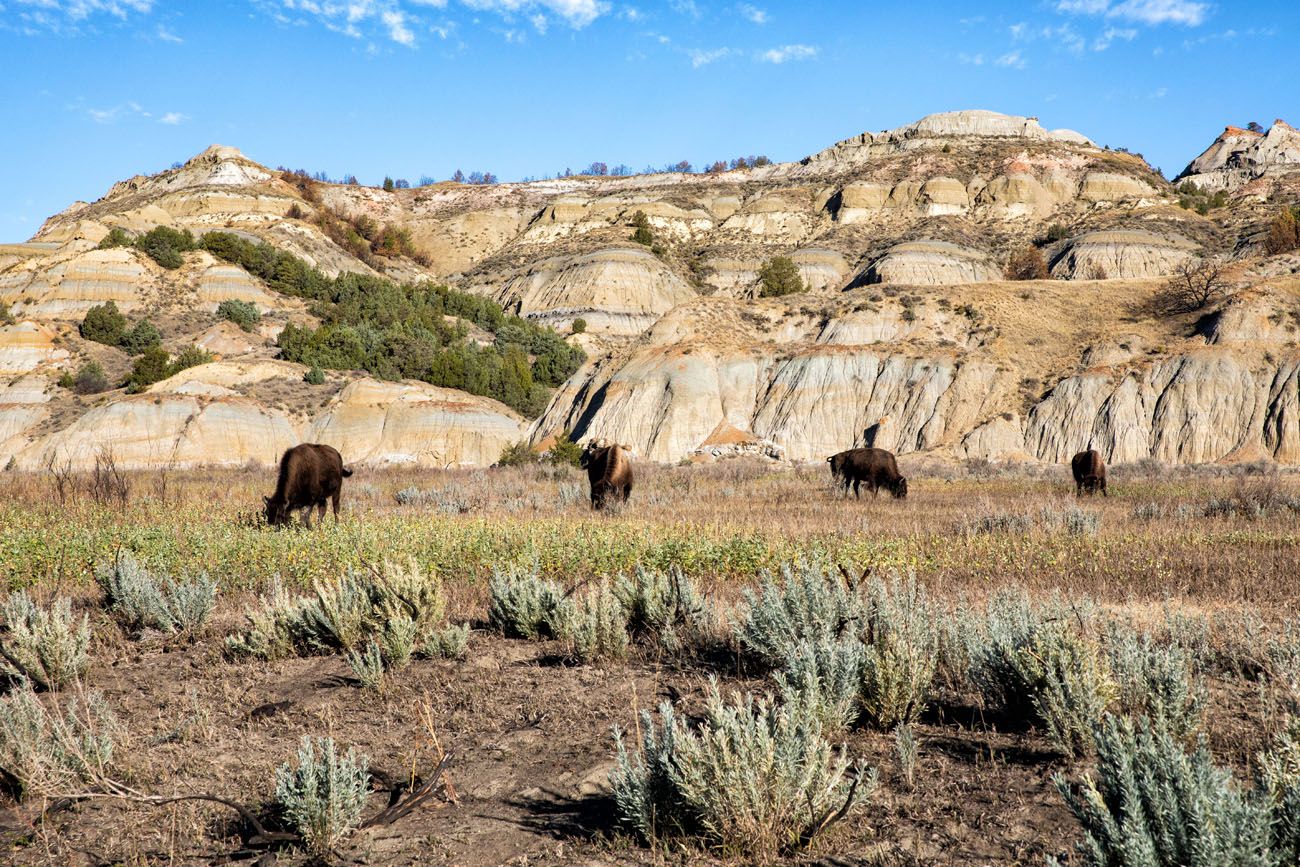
[299,507,311,529]
[332,491,341,519]
[621,482,632,502]
[317,501,327,526]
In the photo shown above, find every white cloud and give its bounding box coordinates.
[273,0,607,45]
[461,0,607,28]
[155,23,182,42]
[1055,0,1208,26]
[759,43,817,63]
[737,2,765,24]
[159,111,188,124]
[670,0,700,19]
[86,101,154,123]
[687,46,731,67]
[6,0,152,33]
[995,50,1026,68]
[1149,86,1167,98]
[381,8,414,43]
[1092,25,1136,49]
[958,52,985,65]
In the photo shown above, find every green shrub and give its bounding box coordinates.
[274,736,370,859]
[630,210,654,246]
[859,573,939,729]
[571,318,587,334]
[125,346,171,392]
[775,638,864,732]
[545,430,582,467]
[79,301,127,347]
[226,561,452,662]
[487,562,572,640]
[0,591,90,690]
[613,565,711,653]
[569,582,628,663]
[426,623,470,659]
[95,552,217,638]
[125,345,213,393]
[345,641,388,692]
[96,227,133,249]
[68,361,110,395]
[757,256,805,297]
[496,440,540,467]
[1106,623,1204,741]
[135,225,196,269]
[216,299,261,331]
[737,562,864,668]
[0,301,13,325]
[304,365,326,385]
[1055,715,1273,866]
[611,681,874,859]
[0,683,117,801]
[197,231,582,417]
[970,590,1115,757]
[120,319,161,355]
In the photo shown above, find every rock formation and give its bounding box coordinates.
[1177,119,1300,192]
[2,109,1299,469]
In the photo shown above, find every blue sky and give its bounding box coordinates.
[0,0,1296,240]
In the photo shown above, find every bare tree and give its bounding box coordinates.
[45,453,76,506]
[90,448,130,509]
[1153,258,1231,314]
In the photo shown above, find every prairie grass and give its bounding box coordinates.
[0,462,1296,611]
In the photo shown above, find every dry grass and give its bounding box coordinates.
[1,459,1297,611]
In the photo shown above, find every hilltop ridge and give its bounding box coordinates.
[2,109,1299,470]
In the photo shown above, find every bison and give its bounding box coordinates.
[827,447,908,499]
[264,443,352,527]
[580,441,633,510]
[1071,449,1108,497]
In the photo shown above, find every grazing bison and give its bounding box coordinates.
[264,443,352,527]
[827,447,908,499]
[580,441,633,510]
[1071,449,1108,497]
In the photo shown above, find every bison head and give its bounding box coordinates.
[827,454,845,480]
[263,496,287,527]
[890,476,909,499]
[1081,475,1102,495]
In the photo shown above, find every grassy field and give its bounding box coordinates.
[1,459,1299,864]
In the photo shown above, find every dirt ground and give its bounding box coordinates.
[0,464,1296,865]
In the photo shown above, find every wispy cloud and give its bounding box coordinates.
[737,3,766,24]
[270,0,607,47]
[759,43,817,63]
[1092,26,1136,49]
[670,0,701,19]
[84,100,185,125]
[155,23,182,43]
[1055,0,1209,27]
[6,0,153,34]
[958,52,985,65]
[687,46,731,67]
[995,49,1026,68]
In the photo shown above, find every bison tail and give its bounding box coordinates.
[341,467,354,477]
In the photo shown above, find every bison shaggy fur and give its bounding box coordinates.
[580,441,633,510]
[264,443,352,527]
[1071,449,1108,497]
[827,447,908,499]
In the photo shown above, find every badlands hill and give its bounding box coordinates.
[2,110,1300,470]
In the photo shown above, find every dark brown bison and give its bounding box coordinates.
[828,447,908,499]
[580,441,633,510]
[264,443,352,527]
[1071,449,1108,497]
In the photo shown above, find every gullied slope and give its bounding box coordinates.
[3,109,1299,468]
